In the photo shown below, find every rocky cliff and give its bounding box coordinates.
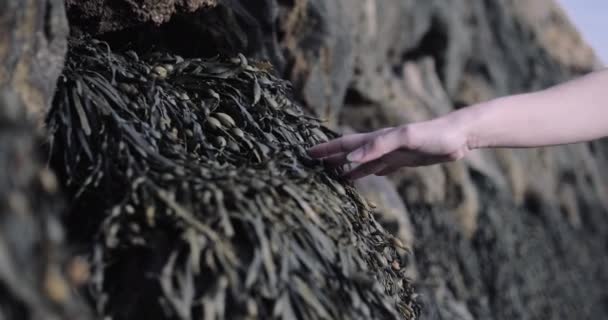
[1,0,608,319]
[0,1,90,319]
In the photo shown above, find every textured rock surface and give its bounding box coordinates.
[0,0,69,121]
[0,1,90,319]
[65,0,218,33]
[0,91,91,320]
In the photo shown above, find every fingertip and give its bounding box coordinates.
[343,161,368,180]
[306,144,326,158]
[346,148,364,162]
[320,153,348,168]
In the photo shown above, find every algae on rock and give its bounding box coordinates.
[47,38,420,320]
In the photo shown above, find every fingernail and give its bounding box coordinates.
[347,149,364,162]
[306,147,319,157]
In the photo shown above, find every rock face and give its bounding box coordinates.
[0,0,69,120]
[65,0,218,33]
[0,91,90,320]
[0,1,90,319]
[3,0,608,319]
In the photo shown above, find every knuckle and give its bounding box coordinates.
[370,136,385,151]
[397,125,409,136]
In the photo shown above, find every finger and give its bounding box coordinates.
[345,151,408,180]
[307,128,393,158]
[347,127,404,163]
[345,150,425,179]
[375,166,398,176]
[372,152,412,175]
[320,153,348,168]
[307,133,371,158]
[342,158,388,180]
[382,150,455,168]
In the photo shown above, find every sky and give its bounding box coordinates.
[558,0,608,63]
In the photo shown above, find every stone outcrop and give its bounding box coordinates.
[0,0,69,121]
[0,1,90,319]
[65,0,218,33]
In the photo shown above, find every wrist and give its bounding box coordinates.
[444,100,496,151]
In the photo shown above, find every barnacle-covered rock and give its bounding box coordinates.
[65,0,218,33]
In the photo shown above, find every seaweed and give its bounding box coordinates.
[47,37,420,320]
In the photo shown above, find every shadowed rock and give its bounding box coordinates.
[65,0,218,33]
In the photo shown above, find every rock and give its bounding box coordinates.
[65,0,218,33]
[0,92,92,320]
[0,0,69,122]
[0,2,91,319]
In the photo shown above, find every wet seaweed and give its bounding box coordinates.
[47,37,420,320]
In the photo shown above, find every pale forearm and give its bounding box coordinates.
[456,69,608,149]
[308,70,608,179]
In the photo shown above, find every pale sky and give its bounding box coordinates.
[558,0,608,63]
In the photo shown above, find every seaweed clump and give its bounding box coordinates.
[46,37,420,319]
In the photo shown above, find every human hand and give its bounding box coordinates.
[307,117,470,180]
